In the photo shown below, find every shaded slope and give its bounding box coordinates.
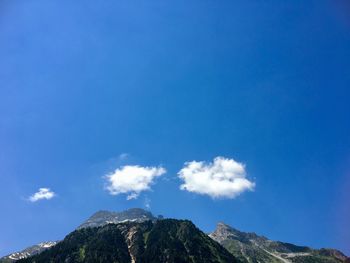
[18,225,131,263]
[142,219,236,263]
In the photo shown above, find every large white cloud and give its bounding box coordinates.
[29,188,56,202]
[178,157,255,199]
[105,165,166,200]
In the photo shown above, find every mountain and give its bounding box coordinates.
[209,222,348,263]
[0,242,58,262]
[0,208,156,262]
[1,209,348,263]
[16,219,238,263]
[77,208,158,229]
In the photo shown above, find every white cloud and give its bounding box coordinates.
[178,157,255,199]
[105,165,166,200]
[126,193,138,200]
[29,188,56,202]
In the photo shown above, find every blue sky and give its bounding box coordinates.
[1,0,350,257]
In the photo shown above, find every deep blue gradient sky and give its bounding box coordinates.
[1,0,350,257]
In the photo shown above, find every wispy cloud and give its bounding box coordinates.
[144,196,151,210]
[105,165,166,200]
[118,153,129,161]
[29,188,56,202]
[178,157,255,199]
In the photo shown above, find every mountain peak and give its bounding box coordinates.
[216,222,236,231]
[78,208,157,229]
[209,222,242,243]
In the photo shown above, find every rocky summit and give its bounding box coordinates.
[77,208,157,229]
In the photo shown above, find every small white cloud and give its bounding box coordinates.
[126,193,138,200]
[105,165,166,200]
[29,188,56,202]
[178,157,255,199]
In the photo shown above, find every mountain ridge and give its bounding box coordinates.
[1,208,348,263]
[0,242,58,262]
[209,222,348,263]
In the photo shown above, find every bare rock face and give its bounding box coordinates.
[209,222,234,243]
[209,222,260,243]
[77,208,157,229]
[115,221,153,263]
